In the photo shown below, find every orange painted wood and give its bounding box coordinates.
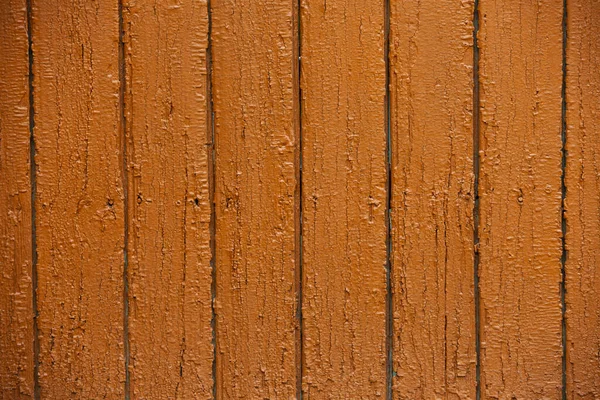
[300,0,388,397]
[123,1,213,398]
[211,1,299,398]
[565,1,600,398]
[31,1,125,397]
[0,1,35,397]
[477,0,564,398]
[5,2,600,397]
[389,0,477,398]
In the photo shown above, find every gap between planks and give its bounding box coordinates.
[206,0,218,397]
[294,0,304,397]
[117,1,131,398]
[560,0,568,398]
[472,1,482,399]
[26,0,40,398]
[383,0,393,398]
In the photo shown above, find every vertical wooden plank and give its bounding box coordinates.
[0,0,35,397]
[389,0,476,398]
[32,0,125,397]
[565,1,600,398]
[124,0,213,398]
[301,0,387,397]
[212,1,298,398]
[478,0,564,398]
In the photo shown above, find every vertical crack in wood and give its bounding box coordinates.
[472,1,481,399]
[560,0,568,398]
[26,1,39,398]
[117,1,130,398]
[384,0,393,398]
[206,1,217,398]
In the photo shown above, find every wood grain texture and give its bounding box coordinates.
[300,0,387,397]
[565,1,600,398]
[0,1,35,398]
[123,1,213,398]
[389,0,476,398]
[477,0,564,398]
[211,1,299,398]
[32,0,125,397]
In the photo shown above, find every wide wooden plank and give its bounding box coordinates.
[301,0,387,397]
[389,0,477,398]
[211,1,299,398]
[0,1,35,397]
[478,0,564,398]
[32,1,125,397]
[123,1,213,398]
[565,1,600,398]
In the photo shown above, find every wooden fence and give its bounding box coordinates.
[1,0,599,398]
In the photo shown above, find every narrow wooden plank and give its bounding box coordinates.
[32,1,125,397]
[0,0,35,397]
[211,0,298,397]
[478,0,564,398]
[301,0,387,396]
[389,0,477,398]
[565,1,600,398]
[123,1,213,398]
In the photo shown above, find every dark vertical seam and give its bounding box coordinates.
[295,0,304,398]
[117,1,130,399]
[384,0,393,398]
[560,0,568,398]
[26,1,39,398]
[472,0,481,399]
[206,1,217,398]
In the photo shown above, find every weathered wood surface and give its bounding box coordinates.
[477,0,564,398]
[123,1,213,398]
[211,1,299,398]
[0,1,599,398]
[389,0,477,398]
[565,1,600,398]
[32,1,125,397]
[0,1,34,398]
[301,0,388,397]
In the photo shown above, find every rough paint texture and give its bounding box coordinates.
[0,1,34,398]
[477,0,563,398]
[4,1,600,398]
[211,1,298,398]
[565,1,600,398]
[32,0,125,397]
[301,0,387,397]
[124,1,213,398]
[389,0,476,398]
